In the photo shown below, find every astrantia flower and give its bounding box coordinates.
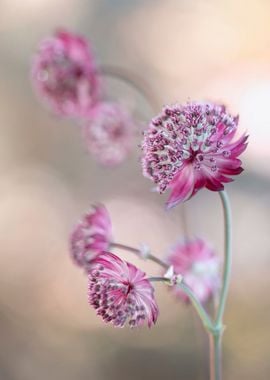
[88,252,158,327]
[82,102,136,166]
[142,102,248,208]
[31,29,100,117]
[70,205,112,269]
[166,238,219,304]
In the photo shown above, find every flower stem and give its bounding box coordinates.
[216,190,232,326]
[207,190,232,380]
[149,276,215,333]
[209,333,222,380]
[180,282,214,333]
[110,242,169,269]
[99,64,160,113]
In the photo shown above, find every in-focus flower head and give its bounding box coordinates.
[70,204,112,269]
[82,101,136,167]
[142,101,248,208]
[32,29,101,117]
[88,252,159,328]
[165,238,220,304]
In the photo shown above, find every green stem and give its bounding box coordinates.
[208,190,232,380]
[148,276,214,332]
[216,190,232,326]
[180,282,214,332]
[110,242,169,269]
[209,333,222,380]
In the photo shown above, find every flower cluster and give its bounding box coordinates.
[31,29,100,118]
[33,27,249,380]
[70,205,220,328]
[82,102,136,166]
[142,102,248,208]
[166,238,220,303]
[88,252,158,327]
[70,205,112,269]
[32,29,137,166]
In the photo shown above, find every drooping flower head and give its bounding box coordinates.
[142,102,248,208]
[165,238,220,304]
[82,102,136,167]
[70,205,112,269]
[32,29,101,117]
[88,252,158,327]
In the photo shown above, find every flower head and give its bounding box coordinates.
[82,102,136,166]
[88,252,159,327]
[166,238,220,303]
[70,205,112,269]
[142,102,248,208]
[32,29,100,117]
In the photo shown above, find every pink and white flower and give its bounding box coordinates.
[31,29,100,117]
[166,238,220,304]
[70,205,112,269]
[82,102,136,166]
[88,252,159,327]
[142,102,248,208]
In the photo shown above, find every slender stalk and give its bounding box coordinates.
[207,190,232,380]
[99,64,160,113]
[149,276,214,333]
[216,190,232,326]
[180,282,214,332]
[110,242,169,269]
[209,333,221,380]
[148,276,169,283]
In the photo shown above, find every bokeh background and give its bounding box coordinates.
[0,0,269,379]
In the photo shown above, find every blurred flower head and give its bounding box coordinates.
[142,101,248,208]
[70,205,112,269]
[82,101,136,167]
[165,238,220,304]
[31,29,101,117]
[88,252,159,328]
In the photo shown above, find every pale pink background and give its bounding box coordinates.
[0,1,268,379]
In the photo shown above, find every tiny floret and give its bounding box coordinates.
[70,205,112,269]
[88,252,159,327]
[82,102,136,166]
[164,265,183,286]
[165,238,220,303]
[141,102,248,208]
[31,29,100,117]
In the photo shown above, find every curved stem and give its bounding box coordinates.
[99,64,160,113]
[216,190,232,326]
[110,242,169,269]
[180,282,214,332]
[148,276,214,332]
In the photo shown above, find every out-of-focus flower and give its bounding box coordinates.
[142,102,248,208]
[70,205,112,269]
[165,238,220,304]
[88,252,159,327]
[82,102,136,166]
[31,29,100,117]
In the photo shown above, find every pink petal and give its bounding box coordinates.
[166,164,195,209]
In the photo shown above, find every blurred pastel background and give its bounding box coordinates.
[0,0,269,379]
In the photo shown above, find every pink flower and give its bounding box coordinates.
[31,29,100,117]
[88,252,159,327]
[166,238,220,304]
[142,102,248,208]
[82,102,136,166]
[70,205,112,269]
